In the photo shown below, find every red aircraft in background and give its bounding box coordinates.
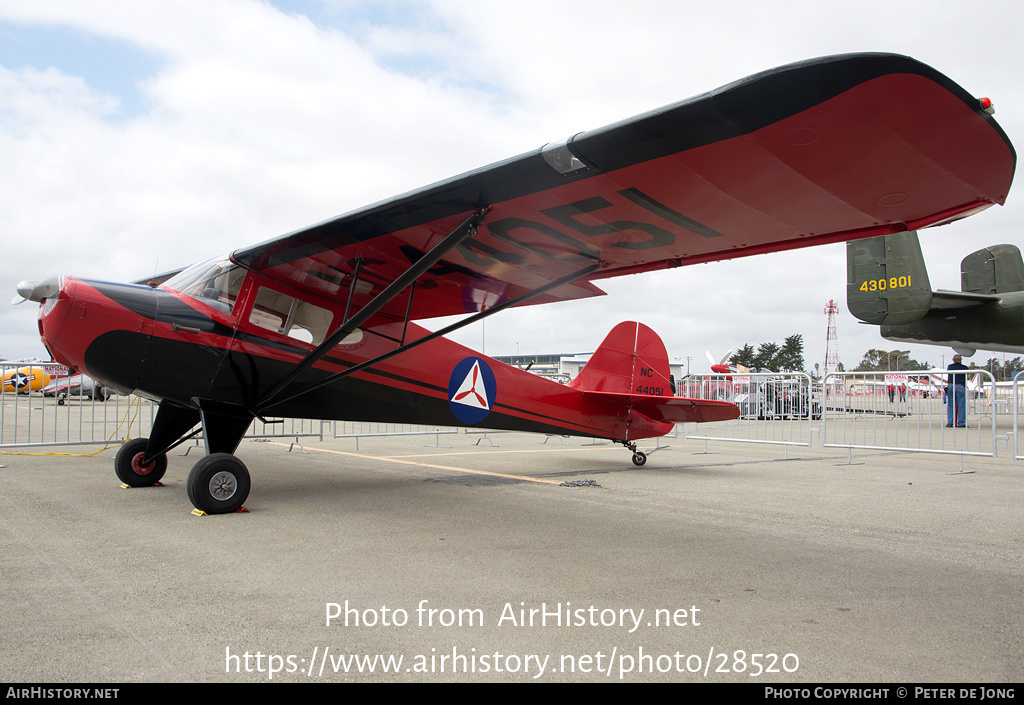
[15,53,1016,513]
[706,350,750,376]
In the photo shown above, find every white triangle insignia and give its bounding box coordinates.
[451,361,489,410]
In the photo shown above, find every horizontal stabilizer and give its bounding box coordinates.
[928,289,999,308]
[583,393,740,424]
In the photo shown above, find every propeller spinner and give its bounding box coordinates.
[12,276,61,305]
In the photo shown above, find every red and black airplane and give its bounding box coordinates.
[16,53,1016,513]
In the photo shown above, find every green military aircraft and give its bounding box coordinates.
[847,231,1024,357]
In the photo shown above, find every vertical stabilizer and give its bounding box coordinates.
[567,321,673,396]
[961,244,1024,294]
[847,231,933,325]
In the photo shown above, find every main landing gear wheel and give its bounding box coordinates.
[186,453,250,514]
[114,438,167,486]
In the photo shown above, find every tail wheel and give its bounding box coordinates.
[187,453,250,514]
[114,438,167,487]
[632,451,647,467]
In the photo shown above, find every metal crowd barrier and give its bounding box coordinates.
[1,363,153,449]
[821,370,999,460]
[0,362,323,451]
[1012,370,1024,460]
[248,416,326,445]
[333,421,459,450]
[677,372,816,454]
[5,362,1024,467]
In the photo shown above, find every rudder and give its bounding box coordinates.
[567,321,673,396]
[961,243,1024,295]
[847,231,932,325]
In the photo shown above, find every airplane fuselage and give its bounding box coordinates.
[36,274,680,442]
[881,291,1024,356]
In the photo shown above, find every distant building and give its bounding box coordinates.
[492,352,685,389]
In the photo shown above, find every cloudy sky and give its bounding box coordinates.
[1,0,1021,375]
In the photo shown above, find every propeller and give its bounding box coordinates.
[705,349,752,374]
[705,349,733,367]
[706,349,734,373]
[12,276,61,305]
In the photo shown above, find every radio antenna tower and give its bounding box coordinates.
[824,299,841,380]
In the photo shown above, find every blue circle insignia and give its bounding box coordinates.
[447,357,497,424]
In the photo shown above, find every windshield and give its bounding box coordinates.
[163,256,246,313]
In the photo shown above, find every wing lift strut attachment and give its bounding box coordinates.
[129,208,599,513]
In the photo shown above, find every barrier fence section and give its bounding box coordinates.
[1013,370,1024,461]
[6,362,1024,464]
[247,416,326,445]
[1,362,324,450]
[333,421,459,450]
[821,370,999,458]
[678,372,816,452]
[1,363,155,449]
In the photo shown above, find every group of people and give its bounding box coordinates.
[886,382,907,403]
[884,355,969,428]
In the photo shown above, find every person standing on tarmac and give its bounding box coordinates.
[946,354,969,427]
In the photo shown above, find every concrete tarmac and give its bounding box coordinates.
[0,429,1020,683]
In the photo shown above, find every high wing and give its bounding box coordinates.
[231,53,1015,326]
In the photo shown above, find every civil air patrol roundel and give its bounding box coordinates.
[447,357,497,424]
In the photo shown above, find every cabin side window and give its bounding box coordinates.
[248,286,335,346]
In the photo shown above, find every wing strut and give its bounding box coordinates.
[342,257,363,323]
[255,261,601,411]
[400,280,416,346]
[252,208,489,411]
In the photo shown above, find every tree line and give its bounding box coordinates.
[850,350,1024,379]
[726,339,1024,380]
[728,334,805,372]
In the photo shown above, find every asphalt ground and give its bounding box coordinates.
[0,426,1021,683]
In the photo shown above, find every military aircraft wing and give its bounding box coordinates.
[231,52,1015,327]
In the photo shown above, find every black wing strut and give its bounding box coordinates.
[255,261,601,410]
[252,208,488,411]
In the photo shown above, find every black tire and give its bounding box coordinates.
[632,451,647,467]
[114,438,167,487]
[186,453,250,514]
